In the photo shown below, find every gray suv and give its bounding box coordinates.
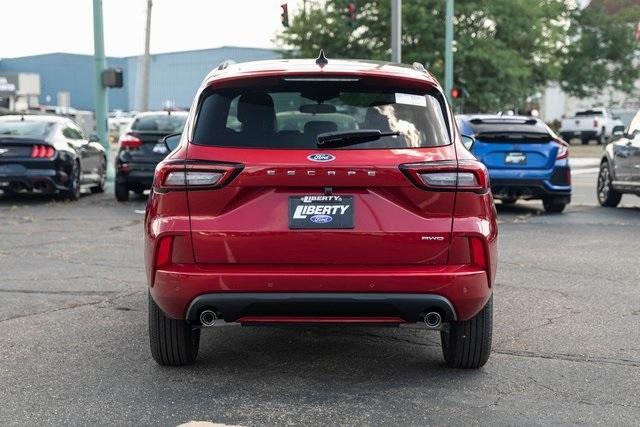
[597,110,640,207]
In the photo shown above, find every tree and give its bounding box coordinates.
[277,1,640,112]
[277,0,570,112]
[560,0,640,98]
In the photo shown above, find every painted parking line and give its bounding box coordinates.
[571,167,599,176]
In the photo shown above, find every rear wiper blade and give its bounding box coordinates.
[317,129,399,147]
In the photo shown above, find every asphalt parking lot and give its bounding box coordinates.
[1,166,639,425]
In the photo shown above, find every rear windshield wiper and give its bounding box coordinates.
[317,129,400,147]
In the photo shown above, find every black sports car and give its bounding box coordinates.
[0,115,106,200]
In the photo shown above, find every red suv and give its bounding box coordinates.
[145,57,497,369]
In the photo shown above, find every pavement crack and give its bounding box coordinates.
[0,290,144,323]
[0,289,118,296]
[493,348,640,368]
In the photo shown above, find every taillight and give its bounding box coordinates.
[400,159,489,193]
[593,119,599,128]
[119,133,143,150]
[31,145,55,158]
[155,235,173,269]
[154,161,243,191]
[554,140,569,160]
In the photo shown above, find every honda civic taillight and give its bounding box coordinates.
[554,139,569,160]
[154,161,243,191]
[119,133,143,150]
[400,160,489,193]
[31,145,55,158]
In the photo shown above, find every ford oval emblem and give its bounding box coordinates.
[309,214,333,224]
[307,153,335,162]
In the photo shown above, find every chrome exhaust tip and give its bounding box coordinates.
[199,310,218,327]
[423,311,442,329]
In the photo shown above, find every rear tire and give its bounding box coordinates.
[115,180,129,202]
[148,293,200,366]
[441,295,493,369]
[60,161,81,201]
[597,162,622,207]
[581,138,589,145]
[542,197,566,213]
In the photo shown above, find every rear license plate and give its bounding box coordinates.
[505,152,527,165]
[289,195,354,229]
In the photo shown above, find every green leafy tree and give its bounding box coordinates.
[560,0,640,98]
[277,0,570,111]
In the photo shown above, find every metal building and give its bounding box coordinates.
[0,46,282,112]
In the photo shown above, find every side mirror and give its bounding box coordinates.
[162,133,182,152]
[611,125,625,138]
[461,134,475,150]
[88,133,100,143]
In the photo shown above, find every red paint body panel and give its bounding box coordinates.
[144,60,497,326]
[150,264,489,321]
[236,316,406,325]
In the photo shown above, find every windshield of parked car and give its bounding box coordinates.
[192,79,451,149]
[0,121,54,137]
[131,114,187,133]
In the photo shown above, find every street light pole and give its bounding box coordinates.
[444,0,454,102]
[92,0,112,180]
[391,0,401,63]
[140,0,152,112]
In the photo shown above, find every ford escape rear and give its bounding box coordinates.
[145,58,498,369]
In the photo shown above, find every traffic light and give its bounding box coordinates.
[451,86,468,100]
[281,3,289,27]
[346,2,357,26]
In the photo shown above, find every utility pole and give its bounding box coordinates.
[92,0,112,180]
[391,0,401,63]
[444,0,454,102]
[140,0,153,111]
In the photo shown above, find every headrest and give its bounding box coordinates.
[304,121,338,136]
[237,93,276,131]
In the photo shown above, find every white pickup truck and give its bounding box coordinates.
[559,108,624,145]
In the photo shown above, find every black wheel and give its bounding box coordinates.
[90,158,107,194]
[542,197,566,213]
[149,293,200,366]
[581,138,589,145]
[597,162,622,207]
[501,197,517,206]
[115,179,129,202]
[441,295,493,369]
[60,161,81,201]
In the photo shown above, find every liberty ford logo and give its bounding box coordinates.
[309,214,333,224]
[307,153,335,162]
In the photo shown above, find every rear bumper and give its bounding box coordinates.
[0,166,65,193]
[116,163,155,188]
[489,165,571,200]
[151,264,491,322]
[186,293,457,324]
[560,130,598,140]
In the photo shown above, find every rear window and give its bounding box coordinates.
[0,121,53,137]
[131,114,187,133]
[466,118,553,141]
[192,79,450,149]
[575,110,603,117]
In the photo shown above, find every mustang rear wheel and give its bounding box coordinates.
[597,162,621,207]
[60,161,81,201]
[148,292,200,366]
[441,295,492,369]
